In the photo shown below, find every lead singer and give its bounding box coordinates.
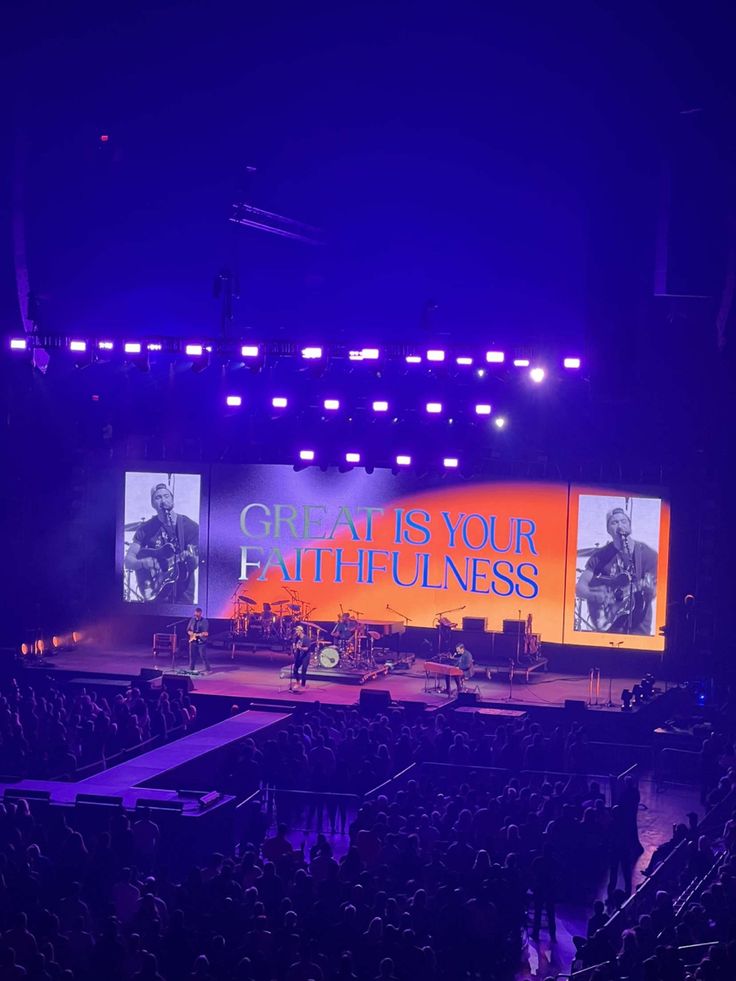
[291,625,311,691]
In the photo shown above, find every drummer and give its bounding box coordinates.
[331,612,355,650]
[261,602,275,637]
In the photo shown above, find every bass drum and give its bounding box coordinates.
[319,645,340,669]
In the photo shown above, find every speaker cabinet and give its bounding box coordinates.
[359,689,392,714]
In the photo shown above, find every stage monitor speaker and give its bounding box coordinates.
[359,689,392,714]
[462,617,487,632]
[564,699,587,712]
[502,619,525,635]
[163,674,195,694]
[456,691,479,706]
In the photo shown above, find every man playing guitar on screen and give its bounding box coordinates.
[576,507,658,635]
[187,607,211,673]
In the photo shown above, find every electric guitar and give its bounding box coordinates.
[187,628,208,644]
[135,543,198,602]
[588,571,655,633]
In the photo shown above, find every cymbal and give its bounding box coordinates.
[289,604,301,612]
[301,621,327,634]
[577,546,599,557]
[125,520,143,531]
[269,599,289,606]
[238,595,256,605]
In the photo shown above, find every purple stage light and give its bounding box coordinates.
[474,403,492,415]
[345,452,361,464]
[226,395,242,407]
[301,346,322,359]
[299,449,315,461]
[241,344,259,358]
[372,400,389,412]
[443,457,459,469]
[486,351,505,363]
[98,341,114,350]
[395,454,412,466]
[456,356,473,366]
[405,355,422,364]
[513,358,530,367]
[564,357,581,369]
[147,342,163,351]
[529,367,545,383]
[69,340,87,353]
[426,349,445,362]
[425,402,443,414]
[349,347,380,361]
[124,342,142,354]
[272,396,288,408]
[494,416,507,429]
[323,398,340,411]
[10,338,27,350]
[185,344,203,356]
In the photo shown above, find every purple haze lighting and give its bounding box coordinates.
[474,403,492,415]
[124,342,142,354]
[425,402,443,414]
[323,398,340,411]
[299,449,315,461]
[494,416,507,429]
[405,355,422,364]
[456,356,473,366]
[513,358,530,367]
[426,349,445,362]
[563,357,581,369]
[226,395,242,407]
[443,457,459,469]
[272,396,288,408]
[395,454,412,466]
[486,351,505,363]
[98,341,114,350]
[345,452,361,464]
[10,338,27,350]
[372,400,389,412]
[529,366,545,383]
[185,344,203,356]
[241,344,260,358]
[69,340,87,353]
[301,346,322,359]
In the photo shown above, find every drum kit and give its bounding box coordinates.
[301,613,381,672]
[230,587,314,645]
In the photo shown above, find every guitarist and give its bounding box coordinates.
[187,607,211,673]
[125,482,199,603]
[576,507,658,635]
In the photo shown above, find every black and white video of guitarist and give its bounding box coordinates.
[124,483,199,603]
[575,507,658,635]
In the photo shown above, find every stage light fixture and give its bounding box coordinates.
[372,400,389,412]
[426,402,442,414]
[486,351,505,363]
[345,452,361,463]
[301,346,323,359]
[299,449,315,461]
[10,338,28,350]
[20,643,30,656]
[185,344,203,357]
[225,395,242,407]
[494,416,507,429]
[272,396,288,408]
[124,342,142,355]
[564,357,581,369]
[405,355,422,364]
[241,344,259,358]
[349,347,380,361]
[529,367,545,383]
[513,358,530,367]
[147,342,163,352]
[427,349,445,362]
[474,404,492,415]
[395,454,412,466]
[456,356,473,366]
[323,398,340,411]
[69,340,87,352]
[98,341,114,351]
[476,368,486,378]
[443,457,459,469]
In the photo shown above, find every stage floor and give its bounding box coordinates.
[29,644,641,712]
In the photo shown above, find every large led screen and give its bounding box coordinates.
[118,465,670,650]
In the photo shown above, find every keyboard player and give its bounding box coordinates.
[446,642,474,692]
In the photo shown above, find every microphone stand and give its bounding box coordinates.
[165,618,189,671]
[387,605,412,657]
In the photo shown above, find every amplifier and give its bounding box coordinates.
[502,619,525,635]
[462,617,487,631]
